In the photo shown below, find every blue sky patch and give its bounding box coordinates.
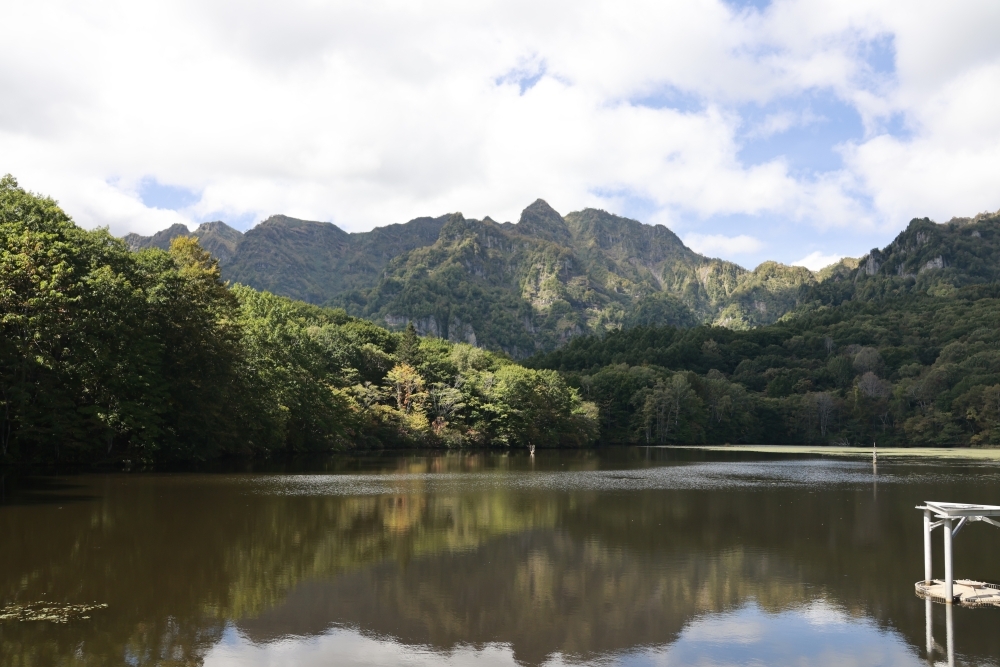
[737,91,864,175]
[878,111,912,140]
[495,60,546,95]
[724,0,771,13]
[590,187,664,225]
[138,177,201,211]
[628,85,704,114]
[863,33,896,76]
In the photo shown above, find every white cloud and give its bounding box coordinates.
[844,60,1000,227]
[684,233,765,257]
[793,251,846,272]
[0,0,998,244]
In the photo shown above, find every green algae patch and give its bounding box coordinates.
[0,602,108,623]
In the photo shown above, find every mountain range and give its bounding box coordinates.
[124,200,1000,357]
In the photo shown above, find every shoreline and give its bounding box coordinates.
[662,444,1000,461]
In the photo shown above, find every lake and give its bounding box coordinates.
[2,447,999,666]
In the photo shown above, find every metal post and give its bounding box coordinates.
[943,517,954,603]
[923,508,932,584]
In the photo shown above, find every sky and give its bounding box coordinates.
[3,1,1000,271]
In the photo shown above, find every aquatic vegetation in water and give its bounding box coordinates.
[0,602,108,623]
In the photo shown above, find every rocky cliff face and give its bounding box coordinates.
[851,211,1000,297]
[322,202,817,355]
[123,202,824,356]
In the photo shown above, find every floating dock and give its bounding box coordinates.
[915,579,1000,607]
[915,502,1000,666]
[916,501,1000,606]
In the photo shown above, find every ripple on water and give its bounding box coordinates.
[243,459,976,497]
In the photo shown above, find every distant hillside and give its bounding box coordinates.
[124,200,821,355]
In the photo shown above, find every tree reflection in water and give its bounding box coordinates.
[1,449,999,666]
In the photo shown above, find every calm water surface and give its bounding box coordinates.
[2,448,1000,666]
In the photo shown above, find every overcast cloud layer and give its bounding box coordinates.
[3,0,1000,269]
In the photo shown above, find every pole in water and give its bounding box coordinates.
[872,440,877,464]
[923,508,933,585]
[943,517,954,603]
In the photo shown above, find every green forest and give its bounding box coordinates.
[6,172,1000,463]
[522,207,1000,448]
[527,291,1000,447]
[0,176,597,464]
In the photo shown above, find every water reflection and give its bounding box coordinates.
[205,603,920,667]
[1,449,999,666]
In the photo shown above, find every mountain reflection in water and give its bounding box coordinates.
[2,448,999,666]
[209,602,918,666]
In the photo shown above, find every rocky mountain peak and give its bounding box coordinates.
[516,199,570,243]
[194,221,243,264]
[196,220,239,236]
[122,223,191,252]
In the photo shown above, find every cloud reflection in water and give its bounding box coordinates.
[204,601,921,667]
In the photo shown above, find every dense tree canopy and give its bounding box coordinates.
[528,290,1000,447]
[0,176,597,464]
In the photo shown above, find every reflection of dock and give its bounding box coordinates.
[924,597,955,667]
[916,579,1000,607]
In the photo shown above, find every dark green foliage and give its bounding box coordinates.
[397,322,420,365]
[623,292,698,329]
[485,364,599,448]
[0,177,597,464]
[0,178,257,461]
[529,289,1000,447]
